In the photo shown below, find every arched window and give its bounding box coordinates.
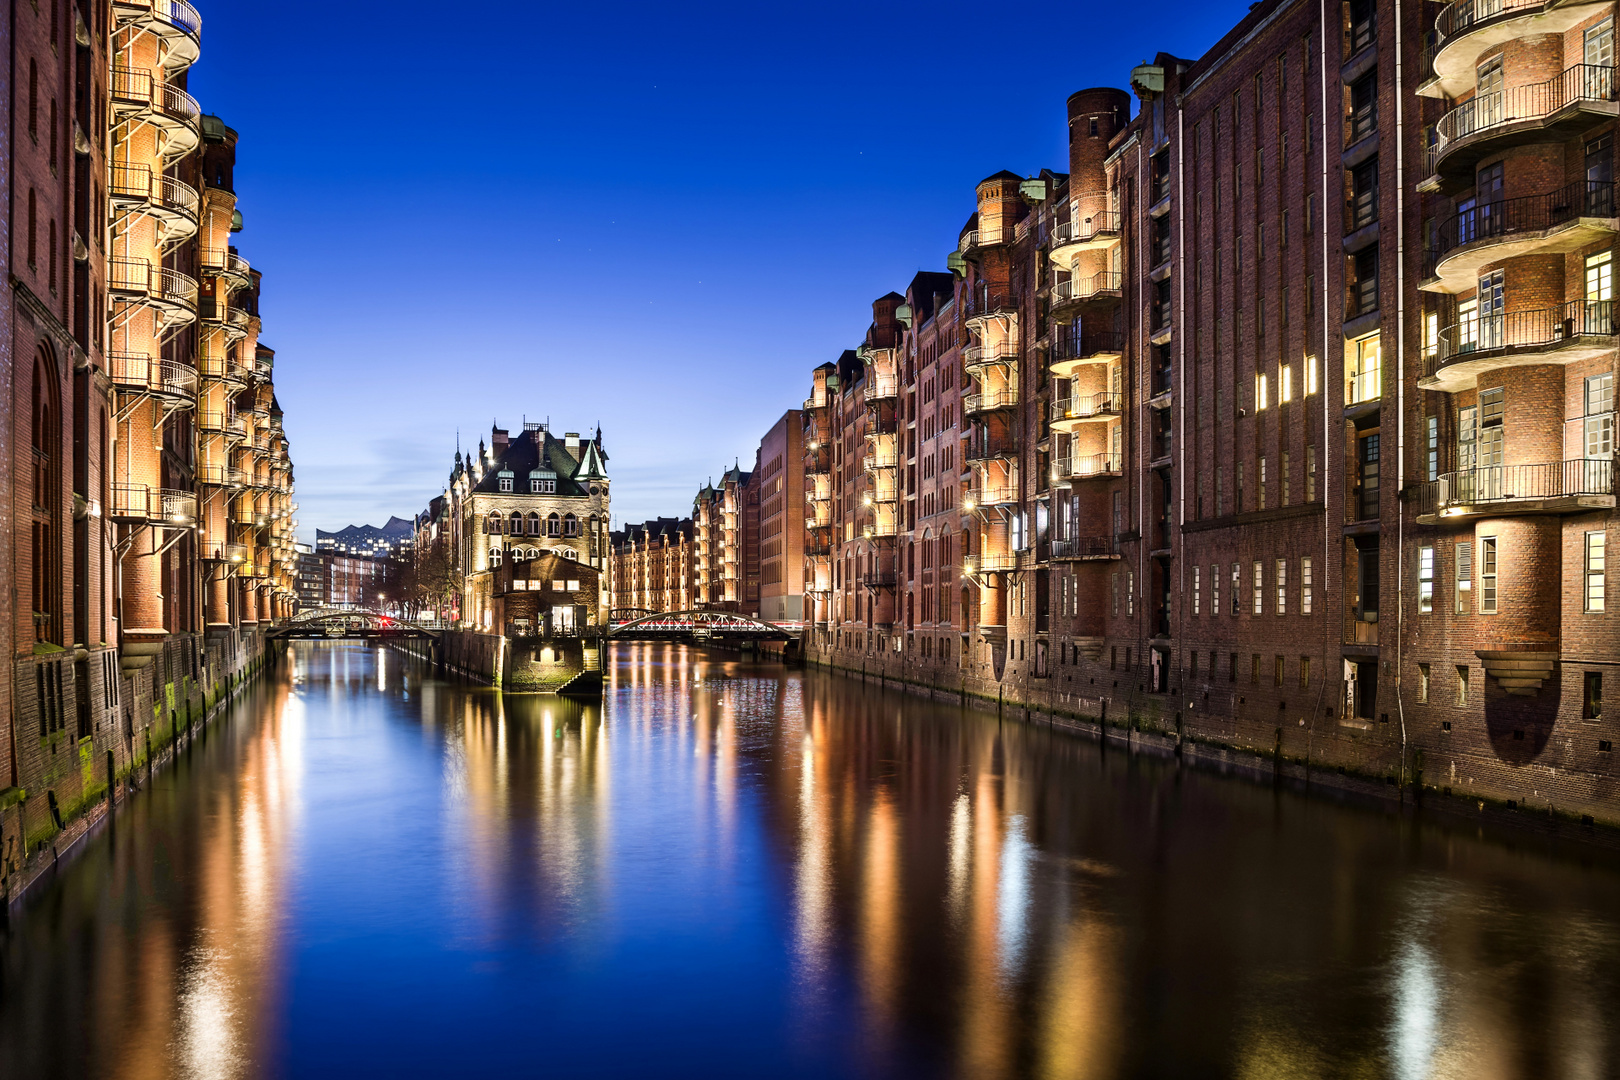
[527,511,541,535]
[563,513,578,537]
[547,512,561,537]
[31,349,59,645]
[486,511,502,535]
[489,547,502,568]
[509,511,523,535]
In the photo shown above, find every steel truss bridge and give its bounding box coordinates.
[607,610,794,644]
[265,608,441,641]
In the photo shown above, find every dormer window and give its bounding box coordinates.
[499,477,513,492]
[532,478,556,493]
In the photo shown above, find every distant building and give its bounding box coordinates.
[756,410,805,623]
[609,518,697,615]
[316,516,417,558]
[295,543,323,608]
[323,554,388,609]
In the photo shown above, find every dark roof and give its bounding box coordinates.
[469,426,605,497]
[979,169,1024,185]
[316,516,415,547]
[618,517,693,547]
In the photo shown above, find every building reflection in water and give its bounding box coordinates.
[2,642,1619,1079]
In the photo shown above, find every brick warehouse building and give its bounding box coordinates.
[1,0,298,876]
[800,0,1620,826]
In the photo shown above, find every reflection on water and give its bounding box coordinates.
[3,642,1620,1079]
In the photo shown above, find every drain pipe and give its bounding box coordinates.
[1393,0,1410,800]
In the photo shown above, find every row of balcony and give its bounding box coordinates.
[109,352,197,400]
[1425,180,1616,292]
[1051,272,1124,314]
[1050,536,1118,561]
[963,340,1019,370]
[200,295,253,337]
[1050,330,1123,375]
[109,164,200,238]
[1048,213,1122,266]
[962,387,1019,416]
[1414,458,1615,520]
[200,248,253,291]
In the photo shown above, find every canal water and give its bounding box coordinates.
[2,642,1619,1079]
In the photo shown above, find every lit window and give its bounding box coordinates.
[1456,664,1469,706]
[1418,663,1430,703]
[1193,566,1201,616]
[1212,564,1220,616]
[1586,374,1614,458]
[1302,557,1313,614]
[1281,365,1293,402]
[1253,560,1264,615]
[1587,250,1613,301]
[1480,536,1498,614]
[1276,559,1287,615]
[1418,544,1434,613]
[1305,354,1319,395]
[1256,372,1269,410]
[1455,540,1472,614]
[1587,531,1606,612]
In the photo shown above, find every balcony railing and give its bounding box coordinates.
[1051,536,1116,560]
[109,164,200,225]
[964,432,1020,463]
[860,571,898,588]
[1436,0,1548,41]
[962,388,1019,415]
[968,553,1018,574]
[863,376,899,402]
[1052,272,1124,306]
[963,287,1019,319]
[1429,299,1616,377]
[1430,181,1616,266]
[108,352,197,399]
[1050,212,1122,248]
[1052,392,1122,423]
[1346,365,1382,406]
[1051,329,1124,365]
[1414,458,1614,516]
[1053,452,1123,480]
[1436,64,1616,151]
[197,463,246,488]
[109,66,201,150]
[962,340,1019,368]
[971,485,1019,507]
[113,0,203,48]
[108,484,196,524]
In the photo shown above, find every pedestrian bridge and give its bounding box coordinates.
[607,610,795,644]
[266,608,441,641]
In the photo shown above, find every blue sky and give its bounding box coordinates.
[188,0,1255,539]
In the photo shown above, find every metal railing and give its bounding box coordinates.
[1052,392,1122,422]
[1051,535,1115,560]
[1436,0,1546,41]
[1414,458,1614,516]
[963,287,1019,318]
[114,0,203,38]
[108,484,195,523]
[962,340,1019,367]
[108,352,197,398]
[1429,299,1616,376]
[1051,212,1121,247]
[1051,329,1124,363]
[110,65,201,123]
[860,571,897,588]
[110,165,197,218]
[1436,64,1616,150]
[1053,452,1123,480]
[863,376,899,401]
[964,432,1020,463]
[969,553,1018,573]
[973,485,1019,506]
[1346,364,1382,406]
[1052,272,1123,305]
[1430,181,1616,265]
[963,388,1019,414]
[197,463,245,487]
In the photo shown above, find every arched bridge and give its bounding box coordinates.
[607,610,794,643]
[266,608,441,641]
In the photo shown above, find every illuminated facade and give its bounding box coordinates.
[1,0,298,864]
[798,0,1620,825]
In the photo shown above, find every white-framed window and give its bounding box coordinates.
[1212,564,1221,616]
[1259,456,1268,509]
[489,547,502,568]
[1418,544,1434,613]
[1307,445,1317,502]
[1231,563,1241,615]
[1193,566,1201,616]
[1302,557,1313,614]
[531,478,557,494]
[1480,536,1498,614]
[1112,572,1119,616]
[1586,373,1614,458]
[1276,559,1287,615]
[499,476,513,492]
[1253,560,1264,615]
[1126,570,1134,617]
[1426,416,1439,481]
[1588,250,1613,302]
[1587,530,1606,612]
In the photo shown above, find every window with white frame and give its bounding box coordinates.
[1586,373,1614,458]
[1456,540,1472,613]
[1276,559,1287,614]
[1587,530,1606,612]
[1480,536,1498,614]
[1212,564,1221,616]
[1418,544,1434,613]
[1193,566,1201,615]
[1302,557,1313,614]
[1253,560,1264,614]
[1231,563,1241,615]
[499,476,513,492]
